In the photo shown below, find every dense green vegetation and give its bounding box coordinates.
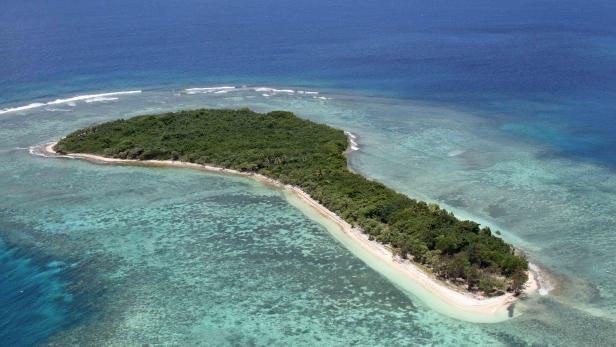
[56,108,528,294]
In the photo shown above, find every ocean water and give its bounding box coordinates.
[0,239,86,346]
[1,0,615,346]
[0,88,614,346]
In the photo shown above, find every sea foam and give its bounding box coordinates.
[344,131,360,151]
[184,86,236,94]
[447,149,465,157]
[0,90,142,115]
[44,108,72,112]
[0,103,46,115]
[253,87,295,93]
[529,263,552,296]
[47,90,141,105]
[84,97,119,103]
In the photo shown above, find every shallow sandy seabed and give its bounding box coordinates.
[3,86,614,345]
[41,142,538,324]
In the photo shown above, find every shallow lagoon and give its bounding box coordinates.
[1,87,615,345]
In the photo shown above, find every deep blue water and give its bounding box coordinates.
[0,239,84,346]
[1,0,616,345]
[2,1,615,166]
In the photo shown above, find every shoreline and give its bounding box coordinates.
[40,142,538,323]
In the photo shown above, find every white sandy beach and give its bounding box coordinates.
[41,142,538,323]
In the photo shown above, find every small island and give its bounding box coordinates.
[51,108,533,318]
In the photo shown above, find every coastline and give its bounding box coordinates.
[40,142,538,323]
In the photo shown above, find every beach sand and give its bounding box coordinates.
[40,142,538,323]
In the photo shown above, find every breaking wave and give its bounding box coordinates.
[344,131,360,151]
[184,86,236,94]
[0,103,46,114]
[183,85,327,100]
[1,86,331,116]
[0,90,142,115]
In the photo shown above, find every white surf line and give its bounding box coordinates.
[84,96,119,103]
[251,86,332,99]
[253,87,296,93]
[0,90,142,115]
[44,108,72,112]
[29,144,48,157]
[36,141,539,323]
[0,103,46,114]
[184,86,237,94]
[182,85,326,99]
[344,131,360,151]
[47,90,141,105]
[529,263,552,296]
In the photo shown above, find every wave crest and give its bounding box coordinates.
[184,86,236,95]
[344,131,360,151]
[0,90,142,115]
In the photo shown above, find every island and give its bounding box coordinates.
[49,108,534,320]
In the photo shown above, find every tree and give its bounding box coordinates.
[55,108,529,292]
[446,252,471,279]
[466,266,480,291]
[510,270,528,294]
[435,235,458,255]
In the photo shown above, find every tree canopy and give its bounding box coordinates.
[56,108,528,294]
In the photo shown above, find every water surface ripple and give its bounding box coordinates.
[0,88,614,346]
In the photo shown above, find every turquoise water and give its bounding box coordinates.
[0,87,614,345]
[2,0,616,344]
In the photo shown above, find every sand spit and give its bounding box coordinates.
[40,142,538,323]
